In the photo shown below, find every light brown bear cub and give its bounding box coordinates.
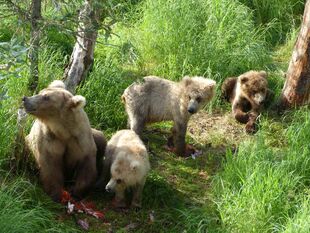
[103,129,150,208]
[23,80,106,202]
[221,70,273,134]
[122,76,216,156]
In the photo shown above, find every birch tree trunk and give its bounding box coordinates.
[28,0,41,92]
[63,0,102,94]
[279,0,310,109]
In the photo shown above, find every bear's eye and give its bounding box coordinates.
[43,95,50,101]
[116,179,122,184]
[196,97,202,103]
[188,96,191,100]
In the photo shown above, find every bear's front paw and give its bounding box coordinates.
[248,112,258,121]
[245,122,258,134]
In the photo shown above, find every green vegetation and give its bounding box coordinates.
[0,178,77,233]
[129,0,271,79]
[78,56,133,132]
[238,0,304,45]
[0,0,308,232]
[213,109,310,232]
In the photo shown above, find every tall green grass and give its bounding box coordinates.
[130,0,271,80]
[0,44,83,232]
[282,196,310,233]
[238,0,304,45]
[0,178,77,233]
[211,108,310,232]
[0,74,28,164]
[37,45,68,89]
[78,54,134,132]
[0,44,65,163]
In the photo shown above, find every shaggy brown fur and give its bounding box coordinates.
[221,70,273,133]
[23,80,106,201]
[122,76,216,156]
[103,130,150,208]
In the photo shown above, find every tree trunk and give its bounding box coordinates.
[11,0,41,171]
[63,0,102,94]
[28,0,41,93]
[11,108,28,172]
[279,0,310,109]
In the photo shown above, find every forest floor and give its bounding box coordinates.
[55,110,252,232]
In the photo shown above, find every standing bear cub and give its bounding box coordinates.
[122,76,216,156]
[221,70,273,134]
[23,80,106,202]
[103,130,150,208]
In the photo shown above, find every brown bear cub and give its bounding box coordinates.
[122,76,216,156]
[102,130,150,208]
[23,80,106,202]
[221,70,273,134]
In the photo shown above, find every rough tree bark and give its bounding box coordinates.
[63,0,103,94]
[11,0,41,171]
[279,0,310,109]
[28,0,41,92]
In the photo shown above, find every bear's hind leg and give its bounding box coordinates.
[73,155,97,199]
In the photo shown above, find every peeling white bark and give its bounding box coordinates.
[64,0,101,93]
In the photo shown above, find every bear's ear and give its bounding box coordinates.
[182,76,192,86]
[240,76,249,84]
[68,95,86,109]
[205,79,216,89]
[259,70,267,79]
[49,80,66,89]
[130,161,140,172]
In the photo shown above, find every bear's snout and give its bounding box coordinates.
[188,107,195,114]
[188,106,197,114]
[105,180,115,193]
[187,99,199,114]
[254,93,265,104]
[22,96,37,113]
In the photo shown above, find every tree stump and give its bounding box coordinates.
[279,0,310,109]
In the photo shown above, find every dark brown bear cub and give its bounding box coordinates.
[221,70,273,134]
[23,80,106,201]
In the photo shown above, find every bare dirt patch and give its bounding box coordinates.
[188,111,250,147]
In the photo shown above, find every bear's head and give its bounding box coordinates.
[22,80,86,119]
[182,76,216,114]
[105,147,147,193]
[238,70,268,105]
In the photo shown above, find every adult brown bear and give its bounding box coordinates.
[23,80,106,201]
